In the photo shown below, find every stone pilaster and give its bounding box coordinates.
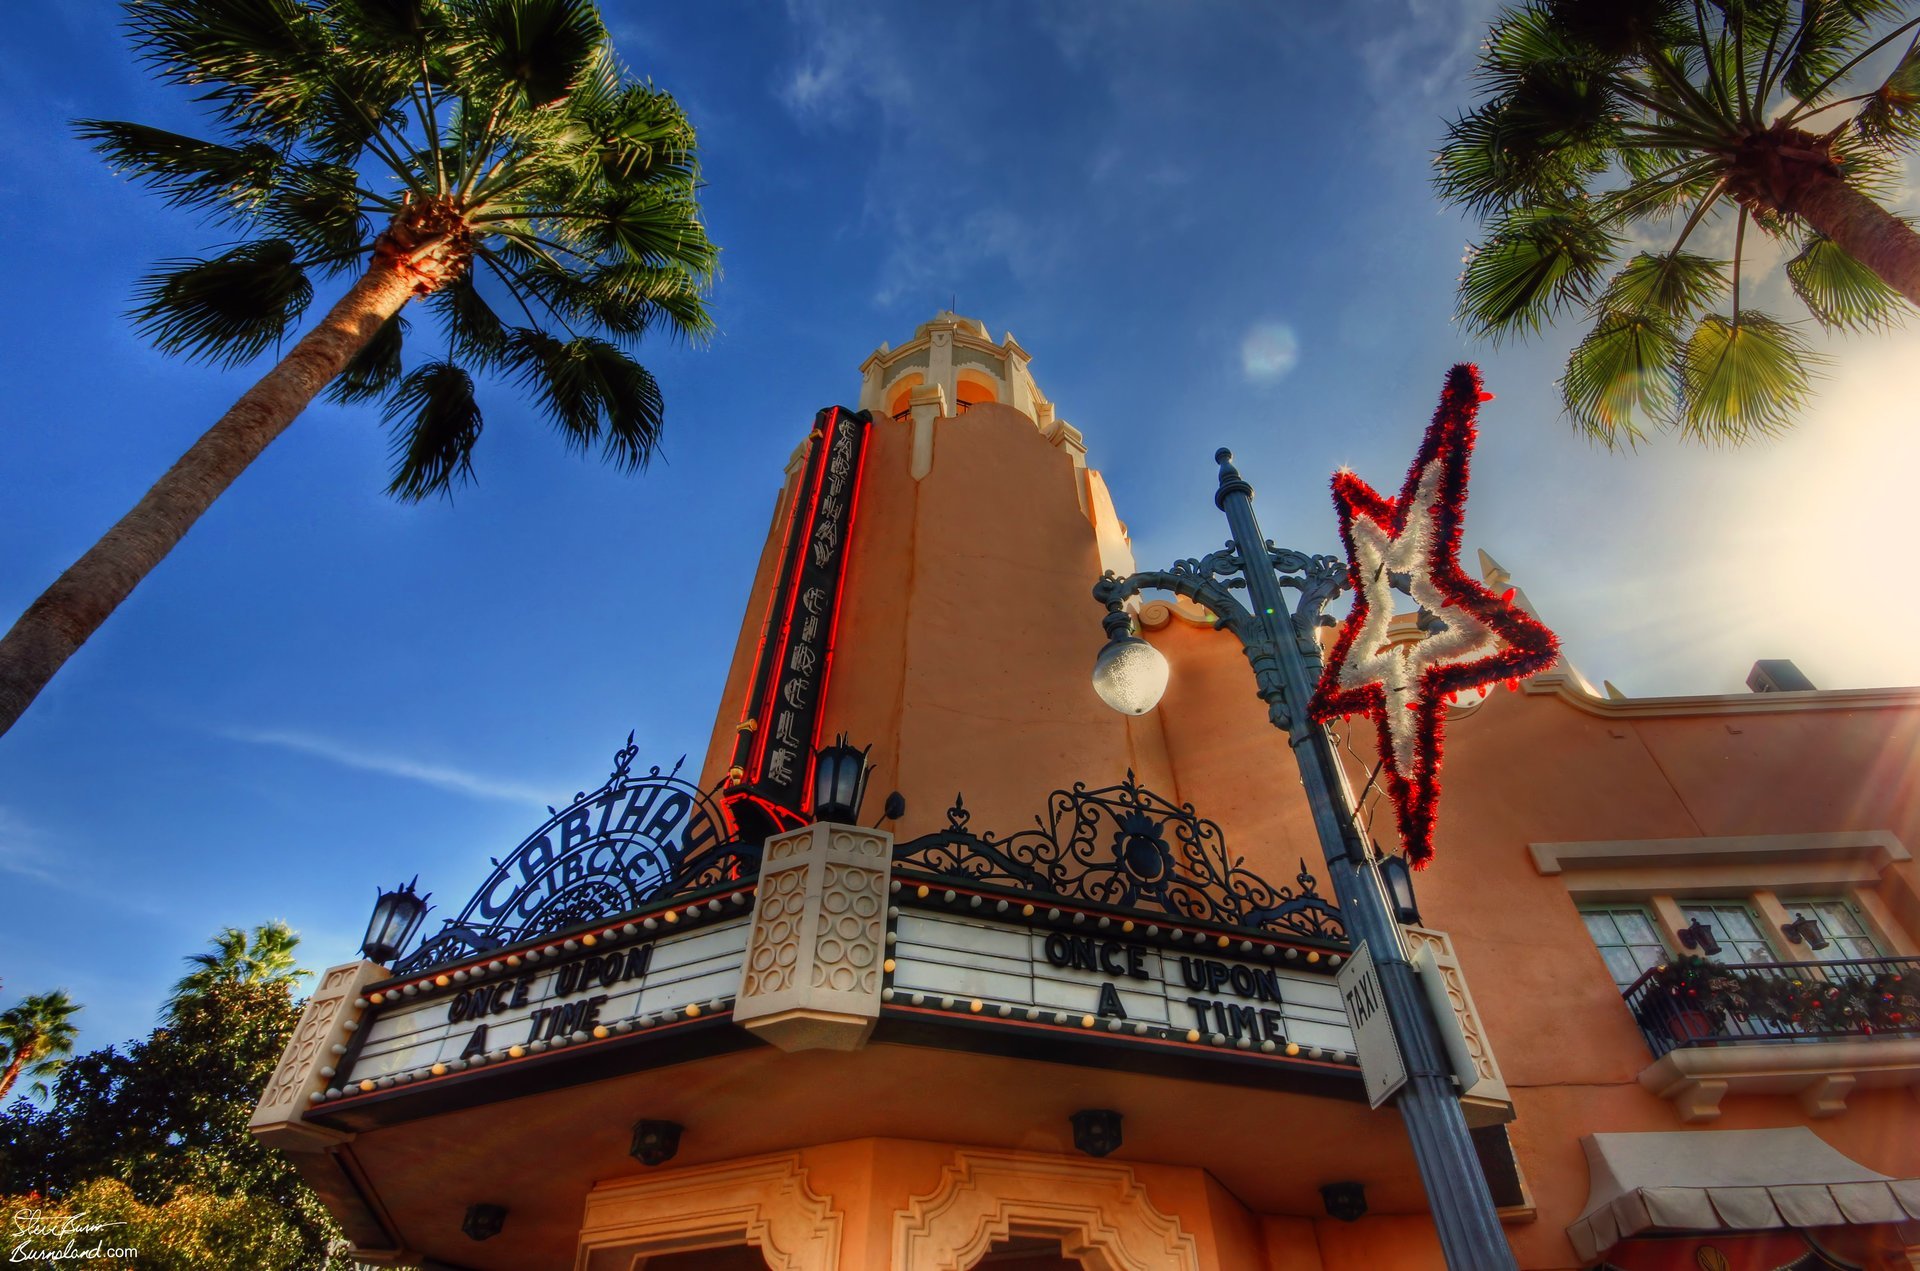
[1406,926,1514,1127]
[251,959,386,1151]
[734,822,892,1052]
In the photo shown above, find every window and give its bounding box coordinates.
[1580,905,1669,988]
[1678,900,1776,965]
[1795,897,1885,961]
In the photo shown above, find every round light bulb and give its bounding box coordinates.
[1091,635,1170,715]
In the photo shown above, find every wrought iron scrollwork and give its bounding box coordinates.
[391,735,759,975]
[892,773,1345,944]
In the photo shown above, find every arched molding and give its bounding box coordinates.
[892,1150,1200,1271]
[576,1154,842,1271]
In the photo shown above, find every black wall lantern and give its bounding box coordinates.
[1320,1182,1368,1223]
[1070,1109,1123,1158]
[630,1119,683,1167]
[462,1203,506,1242]
[1782,913,1830,951]
[1677,918,1721,956]
[1377,854,1421,927]
[812,735,872,824]
[361,877,431,965]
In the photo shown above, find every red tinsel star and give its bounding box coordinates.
[1309,365,1558,868]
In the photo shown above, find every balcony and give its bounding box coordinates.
[1623,955,1920,1122]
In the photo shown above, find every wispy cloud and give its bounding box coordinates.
[1351,0,1504,142]
[0,806,60,885]
[218,727,553,806]
[774,0,911,128]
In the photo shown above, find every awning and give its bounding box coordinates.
[1568,1128,1920,1263]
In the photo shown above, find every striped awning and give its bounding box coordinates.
[1569,1128,1920,1263]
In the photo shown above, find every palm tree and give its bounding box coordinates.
[1437,0,1920,444]
[0,992,82,1103]
[171,922,309,1012]
[0,0,716,738]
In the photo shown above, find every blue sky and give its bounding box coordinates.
[2,1,1916,1069]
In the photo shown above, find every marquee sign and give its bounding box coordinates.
[393,740,753,976]
[723,405,873,836]
[887,907,1356,1057]
[338,911,753,1092]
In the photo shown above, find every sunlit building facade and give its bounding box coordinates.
[256,316,1920,1270]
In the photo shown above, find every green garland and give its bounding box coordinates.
[1641,956,1920,1037]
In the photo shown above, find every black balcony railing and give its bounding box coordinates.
[1623,954,1920,1058]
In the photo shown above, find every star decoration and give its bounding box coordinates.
[1309,364,1558,868]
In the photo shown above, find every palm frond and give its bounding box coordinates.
[539,187,718,275]
[335,0,442,48]
[464,0,607,110]
[1561,314,1680,443]
[1781,0,1881,103]
[1457,202,1620,339]
[383,360,484,500]
[125,0,335,139]
[1678,311,1821,440]
[262,161,373,269]
[74,119,279,216]
[503,328,663,470]
[431,271,513,364]
[326,311,406,403]
[1785,232,1911,328]
[1854,46,1920,151]
[130,239,312,365]
[583,82,699,185]
[1600,249,1729,318]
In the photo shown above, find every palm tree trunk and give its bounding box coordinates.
[1794,168,1920,309]
[0,1050,25,1104]
[0,261,419,740]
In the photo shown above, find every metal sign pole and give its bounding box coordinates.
[1096,450,1517,1270]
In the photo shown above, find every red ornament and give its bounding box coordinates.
[1309,365,1559,867]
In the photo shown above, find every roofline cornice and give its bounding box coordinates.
[1522,668,1920,718]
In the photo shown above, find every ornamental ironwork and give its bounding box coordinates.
[892,772,1346,944]
[392,735,757,975]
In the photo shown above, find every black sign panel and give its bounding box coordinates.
[724,406,871,826]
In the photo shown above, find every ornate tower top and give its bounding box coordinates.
[856,311,1057,431]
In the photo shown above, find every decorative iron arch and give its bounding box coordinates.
[892,772,1346,945]
[392,736,757,975]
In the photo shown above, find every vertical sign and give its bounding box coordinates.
[724,407,872,829]
[1336,940,1408,1109]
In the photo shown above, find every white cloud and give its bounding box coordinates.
[218,727,553,805]
[1240,321,1302,384]
[1350,0,1504,147]
[774,0,911,128]
[0,806,59,885]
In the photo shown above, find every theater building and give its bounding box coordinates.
[253,315,1920,1270]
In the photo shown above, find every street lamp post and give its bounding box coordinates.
[1091,449,1517,1270]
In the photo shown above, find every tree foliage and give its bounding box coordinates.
[0,992,82,1104]
[81,0,718,498]
[0,0,721,740]
[0,936,341,1268]
[1438,0,1920,444]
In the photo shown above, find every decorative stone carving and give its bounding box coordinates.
[734,823,891,1052]
[892,1149,1199,1271]
[577,1154,842,1271]
[1406,926,1513,1127]
[250,959,385,1151]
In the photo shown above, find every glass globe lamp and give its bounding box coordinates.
[1091,619,1170,716]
